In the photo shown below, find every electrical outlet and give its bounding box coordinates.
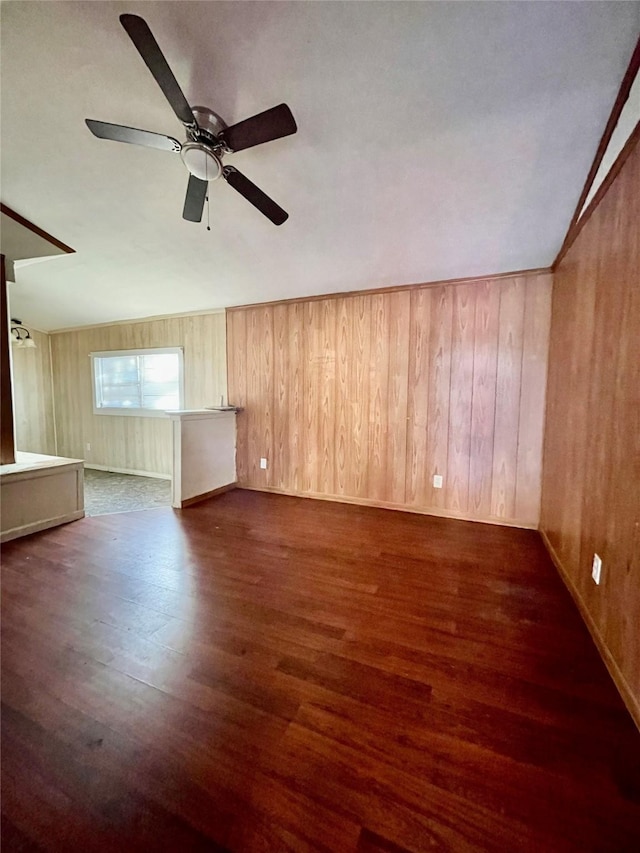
[86,442,91,451]
[433,474,443,489]
[592,553,602,585]
[260,457,268,470]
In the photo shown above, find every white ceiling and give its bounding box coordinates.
[2,1,638,331]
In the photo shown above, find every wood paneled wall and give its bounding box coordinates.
[227,271,552,527]
[541,135,640,727]
[11,327,56,455]
[50,312,227,476]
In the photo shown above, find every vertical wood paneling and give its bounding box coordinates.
[515,278,552,524]
[272,305,289,491]
[333,298,350,497]
[491,279,525,519]
[604,240,640,703]
[347,296,371,499]
[541,137,640,723]
[228,270,550,527]
[405,289,431,506]
[469,282,500,517]
[246,309,263,486]
[368,294,390,502]
[543,247,597,573]
[446,284,476,513]
[288,303,304,493]
[426,287,453,510]
[12,328,56,455]
[227,309,248,485]
[318,299,336,495]
[386,291,410,504]
[303,302,319,493]
[261,307,274,488]
[51,312,227,477]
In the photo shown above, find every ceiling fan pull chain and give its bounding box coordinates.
[206,156,211,231]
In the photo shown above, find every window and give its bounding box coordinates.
[91,347,184,416]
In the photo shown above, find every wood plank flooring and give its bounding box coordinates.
[2,490,639,852]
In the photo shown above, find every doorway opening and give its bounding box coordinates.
[83,469,171,516]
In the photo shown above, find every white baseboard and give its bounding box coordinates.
[84,463,171,481]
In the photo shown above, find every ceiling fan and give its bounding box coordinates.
[86,14,297,225]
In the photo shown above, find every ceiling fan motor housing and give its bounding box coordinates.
[191,106,227,138]
[180,106,228,181]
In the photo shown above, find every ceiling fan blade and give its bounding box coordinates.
[120,14,196,129]
[85,119,181,152]
[223,167,288,225]
[183,174,208,222]
[220,104,297,153]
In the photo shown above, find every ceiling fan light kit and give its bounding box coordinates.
[86,14,297,226]
[180,107,226,182]
[180,143,223,182]
[10,319,37,348]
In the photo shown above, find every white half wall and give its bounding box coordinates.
[169,410,236,508]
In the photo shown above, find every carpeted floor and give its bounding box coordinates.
[83,468,172,516]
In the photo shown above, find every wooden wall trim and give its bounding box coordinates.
[553,35,640,268]
[240,485,539,530]
[540,530,640,731]
[226,266,552,313]
[179,482,237,508]
[0,203,75,255]
[1,254,16,465]
[50,307,226,335]
[554,120,640,269]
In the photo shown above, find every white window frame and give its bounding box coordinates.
[90,347,184,417]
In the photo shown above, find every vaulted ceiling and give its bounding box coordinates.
[2,1,638,330]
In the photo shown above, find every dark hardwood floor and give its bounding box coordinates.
[2,490,639,852]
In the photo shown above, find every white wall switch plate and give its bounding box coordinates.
[433,474,443,489]
[260,457,268,470]
[86,442,91,451]
[592,553,602,585]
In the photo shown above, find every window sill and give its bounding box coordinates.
[92,408,172,418]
